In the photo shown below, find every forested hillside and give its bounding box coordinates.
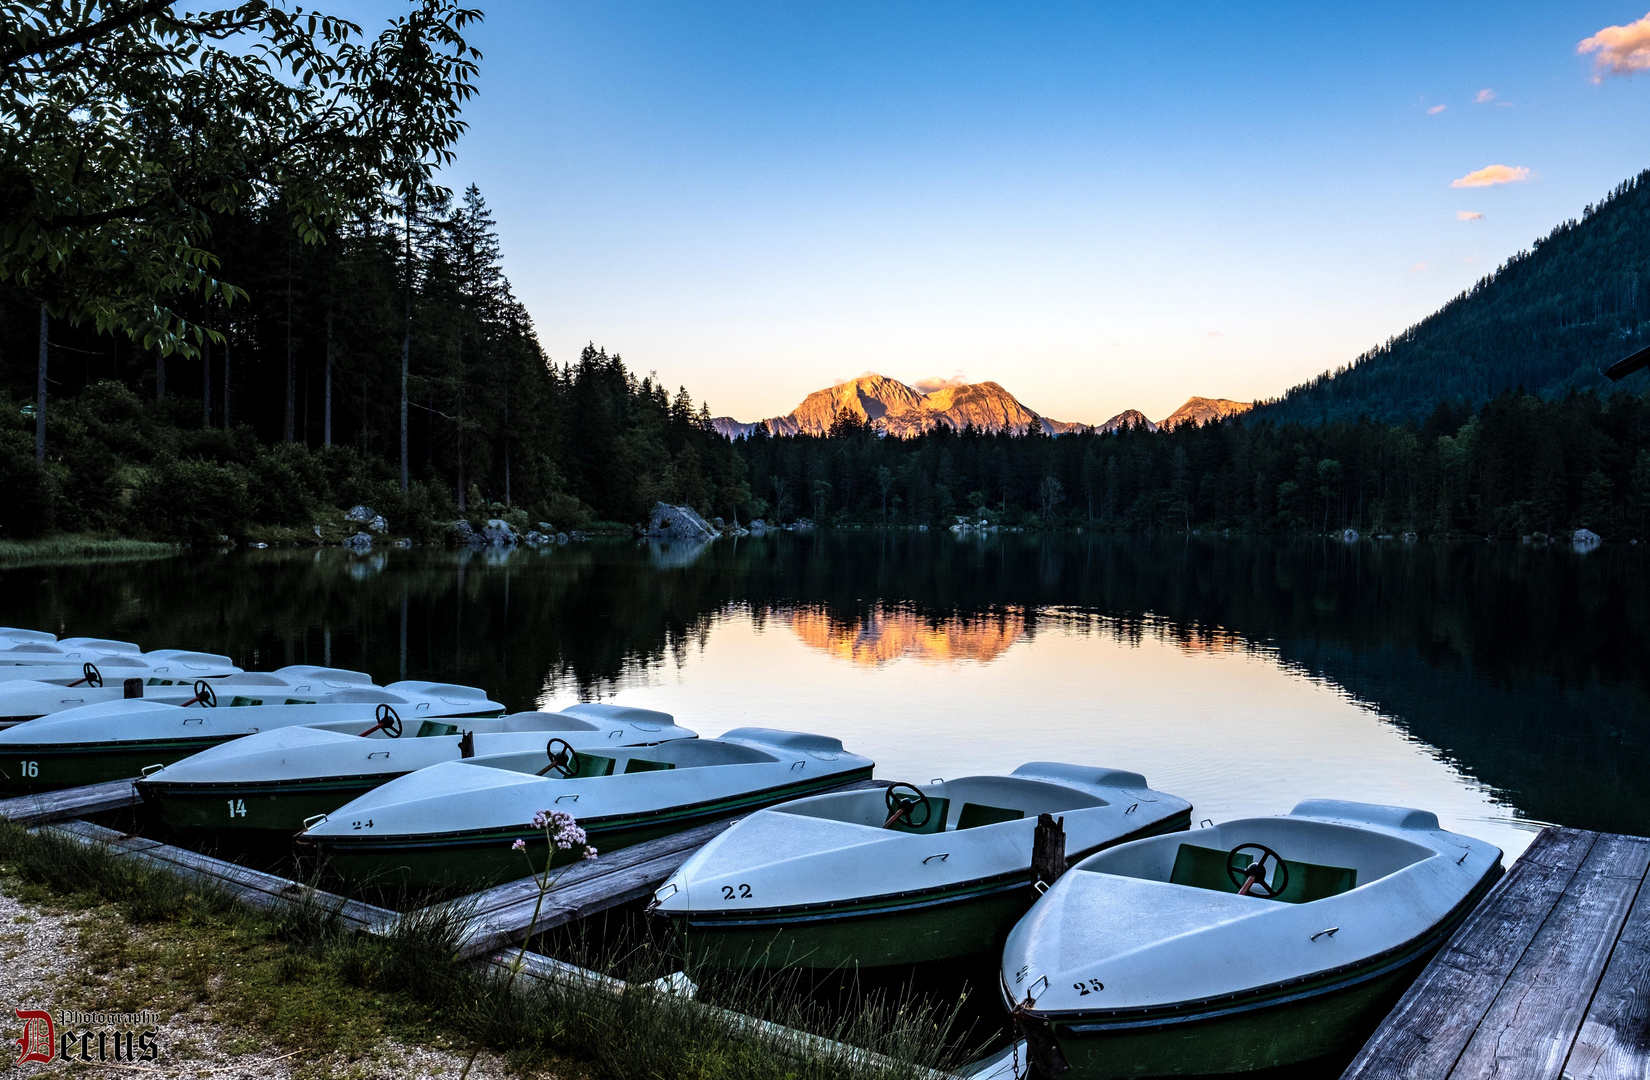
[1258,171,1650,424]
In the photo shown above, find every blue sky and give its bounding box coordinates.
[427,2,1650,424]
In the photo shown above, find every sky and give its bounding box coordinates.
[414,2,1650,425]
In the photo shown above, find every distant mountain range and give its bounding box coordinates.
[711,376,1251,439]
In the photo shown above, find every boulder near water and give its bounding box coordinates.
[645,502,719,542]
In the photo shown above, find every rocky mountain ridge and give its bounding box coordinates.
[710,376,1249,439]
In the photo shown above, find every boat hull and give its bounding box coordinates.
[315,766,876,890]
[139,775,403,833]
[1016,866,1501,1078]
[678,810,1193,970]
[0,737,234,794]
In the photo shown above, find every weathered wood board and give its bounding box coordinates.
[1341,826,1650,1080]
[0,778,141,825]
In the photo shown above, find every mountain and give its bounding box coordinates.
[1158,397,1253,430]
[1256,170,1650,425]
[712,374,1088,438]
[1099,409,1157,433]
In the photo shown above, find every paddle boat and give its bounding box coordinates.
[138,704,699,833]
[0,628,58,644]
[0,651,243,689]
[0,637,142,664]
[302,728,875,890]
[652,764,1192,970]
[998,800,1503,1078]
[0,663,368,726]
[0,681,504,793]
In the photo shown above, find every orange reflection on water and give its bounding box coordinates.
[779,606,1026,666]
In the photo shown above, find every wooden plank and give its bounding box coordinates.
[1340,827,1598,1080]
[1451,832,1650,1079]
[42,820,393,930]
[0,779,140,825]
[1562,839,1650,1080]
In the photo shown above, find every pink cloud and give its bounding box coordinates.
[1451,164,1530,188]
[1410,262,1429,272]
[913,375,968,394]
[1457,210,1484,221]
[1474,88,1497,103]
[1426,104,1447,114]
[1579,12,1650,80]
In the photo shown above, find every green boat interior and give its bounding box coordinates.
[1168,844,1357,904]
[467,737,782,778]
[1078,817,1442,904]
[774,775,1109,834]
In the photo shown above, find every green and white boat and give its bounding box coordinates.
[0,662,368,725]
[999,800,1503,1078]
[0,681,504,794]
[303,728,875,890]
[652,764,1191,970]
[138,704,698,833]
[0,651,243,690]
[0,637,141,664]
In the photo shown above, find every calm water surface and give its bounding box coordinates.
[6,532,1649,862]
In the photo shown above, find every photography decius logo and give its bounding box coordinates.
[13,1007,160,1066]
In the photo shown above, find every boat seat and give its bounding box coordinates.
[571,754,616,778]
[623,758,675,774]
[888,796,950,834]
[1168,844,1358,904]
[957,802,1026,829]
[418,721,461,738]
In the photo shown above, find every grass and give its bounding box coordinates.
[0,534,179,568]
[0,822,985,1080]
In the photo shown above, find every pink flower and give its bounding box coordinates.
[511,838,526,851]
[532,810,550,830]
[583,847,598,861]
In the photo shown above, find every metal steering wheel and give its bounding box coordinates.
[376,703,403,738]
[884,782,933,829]
[1226,843,1289,899]
[539,738,580,778]
[81,662,103,688]
[191,680,218,708]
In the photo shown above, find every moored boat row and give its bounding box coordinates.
[0,623,1505,1078]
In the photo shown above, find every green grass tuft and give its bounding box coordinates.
[0,534,180,568]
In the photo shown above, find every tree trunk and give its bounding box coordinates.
[34,302,47,463]
[284,244,295,443]
[324,306,333,447]
[503,386,511,506]
[401,190,413,493]
[155,351,166,400]
[221,324,231,428]
[202,321,212,427]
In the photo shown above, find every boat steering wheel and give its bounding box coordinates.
[80,662,103,688]
[187,680,218,708]
[1226,843,1289,899]
[884,782,932,829]
[539,738,580,778]
[359,703,402,738]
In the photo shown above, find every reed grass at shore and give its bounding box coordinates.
[0,822,981,1080]
[0,535,179,569]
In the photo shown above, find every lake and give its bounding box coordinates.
[6,530,1648,863]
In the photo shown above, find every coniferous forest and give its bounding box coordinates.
[4,6,1650,544]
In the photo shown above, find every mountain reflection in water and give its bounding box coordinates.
[2,533,1645,851]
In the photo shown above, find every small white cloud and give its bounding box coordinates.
[1411,262,1429,272]
[1451,164,1531,188]
[1579,13,1650,80]
[1474,88,1497,103]
[1207,331,1224,338]
[913,374,968,394]
[1457,210,1484,221]
[1427,104,1448,114]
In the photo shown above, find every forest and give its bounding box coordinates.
[4,3,1650,544]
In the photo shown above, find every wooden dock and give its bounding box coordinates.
[1343,826,1650,1080]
